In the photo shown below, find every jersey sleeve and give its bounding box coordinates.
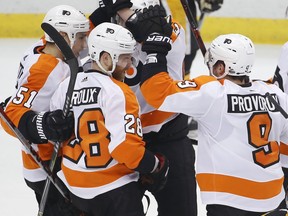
[2,54,61,137]
[103,80,156,173]
[141,70,220,118]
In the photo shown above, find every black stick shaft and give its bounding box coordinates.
[265,92,288,119]
[180,0,207,56]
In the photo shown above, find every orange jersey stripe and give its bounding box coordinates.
[280,142,288,156]
[22,151,40,169]
[141,109,175,128]
[112,133,146,170]
[197,173,284,199]
[62,161,134,187]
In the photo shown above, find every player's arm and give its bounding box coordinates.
[140,33,218,116]
[106,84,169,192]
[3,59,73,144]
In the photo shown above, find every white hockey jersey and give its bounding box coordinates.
[141,73,288,212]
[124,19,186,134]
[1,38,70,182]
[50,70,150,199]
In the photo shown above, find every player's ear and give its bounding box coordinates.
[100,52,113,69]
[213,61,225,77]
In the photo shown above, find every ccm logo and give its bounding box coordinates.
[146,35,171,43]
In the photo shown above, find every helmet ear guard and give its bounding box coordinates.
[205,34,255,79]
[88,22,136,75]
[42,5,89,47]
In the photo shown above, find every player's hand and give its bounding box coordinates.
[139,153,169,193]
[125,5,172,42]
[27,110,74,143]
[142,33,172,55]
[197,0,223,13]
[42,110,74,142]
[99,0,133,16]
[89,7,112,28]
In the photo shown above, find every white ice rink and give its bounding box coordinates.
[0,38,283,216]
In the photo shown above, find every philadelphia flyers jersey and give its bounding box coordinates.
[141,72,288,212]
[1,38,70,182]
[124,19,185,134]
[50,70,149,199]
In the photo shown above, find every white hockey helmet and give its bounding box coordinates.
[88,22,136,75]
[42,5,89,47]
[205,34,255,79]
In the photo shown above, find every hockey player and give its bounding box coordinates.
[89,1,198,215]
[140,33,288,215]
[0,5,89,215]
[49,22,169,216]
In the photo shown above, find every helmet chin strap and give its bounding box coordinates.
[69,38,75,49]
[96,59,116,76]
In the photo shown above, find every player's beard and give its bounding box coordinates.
[112,63,131,82]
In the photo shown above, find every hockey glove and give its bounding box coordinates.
[19,110,74,144]
[125,5,172,42]
[99,0,133,16]
[197,0,224,13]
[140,33,170,82]
[89,7,112,29]
[139,153,169,193]
[142,33,172,55]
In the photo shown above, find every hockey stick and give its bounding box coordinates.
[38,22,79,216]
[180,0,207,56]
[265,92,288,119]
[0,106,69,200]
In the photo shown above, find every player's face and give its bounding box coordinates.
[72,32,88,57]
[112,54,133,81]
